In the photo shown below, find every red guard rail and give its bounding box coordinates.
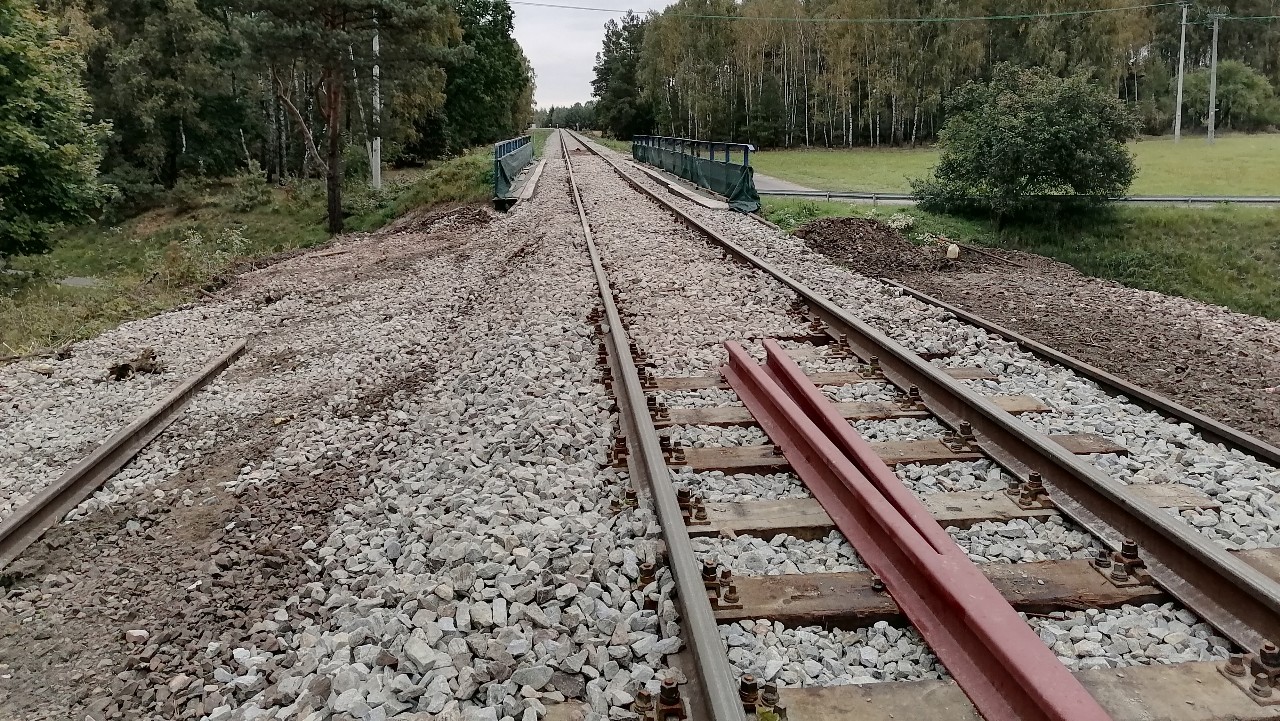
[721,339,1113,721]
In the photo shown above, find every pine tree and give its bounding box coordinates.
[238,0,456,233]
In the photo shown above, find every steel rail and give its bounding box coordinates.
[566,129,1280,654]
[560,131,745,721]
[724,339,1113,721]
[884,279,1280,465]
[0,339,248,570]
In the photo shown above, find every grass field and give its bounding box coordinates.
[1,151,496,356]
[763,199,1280,320]
[751,134,1280,197]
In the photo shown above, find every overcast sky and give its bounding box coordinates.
[512,1,668,108]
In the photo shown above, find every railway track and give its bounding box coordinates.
[0,340,247,571]
[560,128,1280,721]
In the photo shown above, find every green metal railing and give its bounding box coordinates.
[494,135,533,202]
[631,135,760,212]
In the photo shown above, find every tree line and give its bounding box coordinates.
[533,102,596,130]
[591,0,1280,147]
[3,0,535,256]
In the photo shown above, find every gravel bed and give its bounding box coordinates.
[0,328,239,520]
[569,152,809,375]
[896,258,1280,447]
[851,417,947,443]
[1029,604,1231,670]
[722,620,944,686]
[664,423,771,448]
[0,139,674,721]
[674,469,809,502]
[895,459,1012,495]
[692,532,866,575]
[820,382,901,403]
[579,139,1280,553]
[1014,408,1280,548]
[948,517,1105,563]
[651,388,743,408]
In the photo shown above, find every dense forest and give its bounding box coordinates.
[592,0,1280,147]
[5,0,534,247]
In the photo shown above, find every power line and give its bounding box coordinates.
[507,0,1180,24]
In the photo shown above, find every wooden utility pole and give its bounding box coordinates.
[1208,11,1223,144]
[1173,1,1189,141]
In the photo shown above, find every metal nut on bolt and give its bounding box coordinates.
[739,673,760,706]
[1225,653,1248,677]
[723,583,740,605]
[1252,673,1274,698]
[658,677,686,719]
[632,688,654,715]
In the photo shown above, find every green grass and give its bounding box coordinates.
[531,128,553,157]
[1,152,493,355]
[752,133,1280,197]
[762,198,1280,320]
[593,136,633,154]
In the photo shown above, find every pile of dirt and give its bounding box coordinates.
[795,217,950,276]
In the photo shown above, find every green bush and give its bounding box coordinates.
[912,63,1139,223]
[230,163,272,212]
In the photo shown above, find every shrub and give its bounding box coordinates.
[230,162,272,212]
[911,63,1139,223]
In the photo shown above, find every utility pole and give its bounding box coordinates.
[1173,1,1189,141]
[1207,11,1222,144]
[371,21,383,190]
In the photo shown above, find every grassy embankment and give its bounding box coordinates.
[1,136,554,356]
[762,199,1280,320]
[752,134,1280,197]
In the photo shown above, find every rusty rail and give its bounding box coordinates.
[0,339,248,570]
[561,131,745,721]
[564,128,1280,655]
[723,339,1113,721]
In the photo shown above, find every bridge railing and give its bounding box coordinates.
[632,135,760,212]
[494,135,533,203]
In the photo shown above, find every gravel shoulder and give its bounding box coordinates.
[894,263,1280,447]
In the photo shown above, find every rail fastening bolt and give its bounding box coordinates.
[870,575,885,593]
[1093,549,1112,570]
[1005,476,1022,497]
[1225,653,1247,677]
[1251,673,1273,698]
[638,562,656,586]
[659,677,680,705]
[701,558,718,583]
[907,385,922,405]
[760,683,780,708]
[1261,641,1280,667]
[691,497,708,522]
[723,584,740,605]
[632,688,654,714]
[1121,539,1140,561]
[739,673,760,705]
[1110,564,1130,584]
